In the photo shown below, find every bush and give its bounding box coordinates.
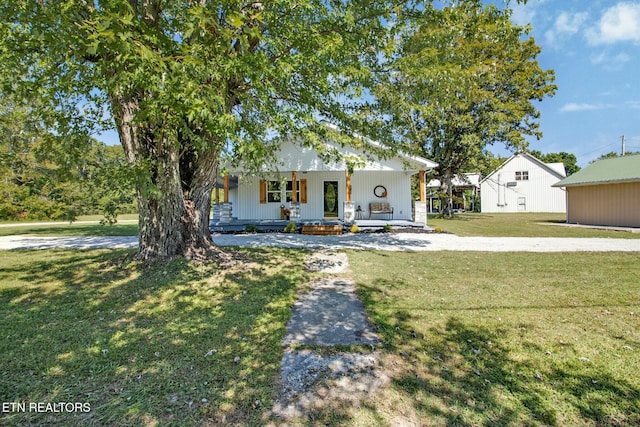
[244,224,259,233]
[283,222,297,233]
[350,224,359,233]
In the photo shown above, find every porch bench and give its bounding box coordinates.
[369,202,393,219]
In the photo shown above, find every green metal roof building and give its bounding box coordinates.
[553,155,640,228]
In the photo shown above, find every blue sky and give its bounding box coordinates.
[504,0,640,166]
[97,1,640,167]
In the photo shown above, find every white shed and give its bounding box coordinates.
[480,153,566,213]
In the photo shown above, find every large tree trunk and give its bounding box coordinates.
[110,94,225,262]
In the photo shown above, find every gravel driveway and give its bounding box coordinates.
[1,233,640,252]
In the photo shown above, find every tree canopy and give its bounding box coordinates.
[1,0,398,260]
[373,0,556,216]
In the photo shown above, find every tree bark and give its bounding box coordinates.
[109,93,224,262]
[439,168,454,218]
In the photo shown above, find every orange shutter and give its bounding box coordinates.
[259,180,267,204]
[300,179,307,203]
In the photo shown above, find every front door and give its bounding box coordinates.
[323,181,339,218]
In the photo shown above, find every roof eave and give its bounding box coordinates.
[553,178,640,188]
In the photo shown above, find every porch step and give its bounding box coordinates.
[301,224,343,236]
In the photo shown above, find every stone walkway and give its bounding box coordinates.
[270,251,387,422]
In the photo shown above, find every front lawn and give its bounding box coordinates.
[0,248,307,426]
[2,246,639,426]
[348,250,640,426]
[427,212,640,238]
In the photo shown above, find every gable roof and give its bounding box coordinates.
[228,133,437,174]
[480,153,566,184]
[552,154,640,187]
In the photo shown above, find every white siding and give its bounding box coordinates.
[481,155,566,213]
[233,170,414,220]
[351,171,413,219]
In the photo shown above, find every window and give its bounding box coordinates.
[515,171,529,181]
[267,181,282,203]
[286,180,300,202]
[260,178,307,204]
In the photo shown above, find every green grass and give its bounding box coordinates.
[2,248,639,425]
[0,222,139,237]
[428,212,640,238]
[346,251,640,426]
[0,248,308,426]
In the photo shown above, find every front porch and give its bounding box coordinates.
[209,218,430,234]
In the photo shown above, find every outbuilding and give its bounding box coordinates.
[480,153,566,213]
[552,155,640,228]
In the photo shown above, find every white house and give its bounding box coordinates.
[217,138,437,221]
[480,153,566,213]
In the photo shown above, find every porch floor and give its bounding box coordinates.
[209,218,429,233]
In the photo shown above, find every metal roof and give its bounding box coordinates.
[552,154,640,187]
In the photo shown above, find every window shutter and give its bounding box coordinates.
[300,179,307,203]
[259,180,266,204]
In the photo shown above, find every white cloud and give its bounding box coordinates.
[545,11,588,47]
[560,103,601,112]
[586,2,640,45]
[590,51,631,70]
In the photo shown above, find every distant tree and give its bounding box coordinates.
[0,97,135,220]
[374,0,556,217]
[528,150,580,175]
[592,151,640,163]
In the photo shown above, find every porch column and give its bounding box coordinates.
[345,170,352,202]
[415,170,428,226]
[223,175,229,203]
[291,171,298,202]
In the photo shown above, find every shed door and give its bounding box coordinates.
[517,197,526,211]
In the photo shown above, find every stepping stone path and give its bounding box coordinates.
[269,251,387,422]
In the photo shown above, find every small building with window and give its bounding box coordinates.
[480,153,566,213]
[216,137,437,221]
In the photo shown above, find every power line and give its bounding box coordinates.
[575,141,618,158]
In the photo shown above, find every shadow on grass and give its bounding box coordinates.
[0,247,307,426]
[357,280,640,426]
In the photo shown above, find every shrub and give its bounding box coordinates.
[350,224,359,233]
[383,224,392,231]
[283,222,297,233]
[244,224,258,233]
